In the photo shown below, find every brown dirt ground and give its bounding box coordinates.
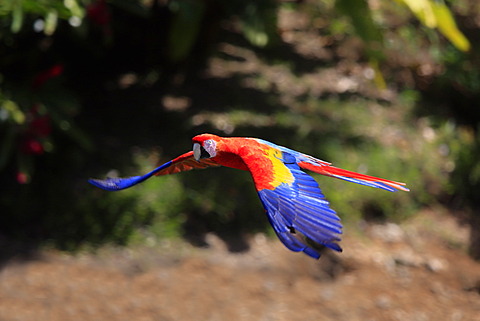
[0,209,479,321]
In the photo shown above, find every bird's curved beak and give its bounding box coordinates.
[193,143,201,161]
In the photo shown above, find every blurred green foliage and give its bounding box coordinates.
[0,0,85,34]
[0,0,479,258]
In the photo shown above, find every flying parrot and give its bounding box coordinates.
[89,133,409,259]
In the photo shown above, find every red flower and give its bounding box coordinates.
[16,171,29,184]
[20,137,44,155]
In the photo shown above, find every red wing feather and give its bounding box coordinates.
[154,151,220,176]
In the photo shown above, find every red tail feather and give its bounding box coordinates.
[299,162,409,192]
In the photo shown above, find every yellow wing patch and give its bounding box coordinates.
[265,148,295,188]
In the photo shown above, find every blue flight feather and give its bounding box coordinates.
[88,160,173,191]
[258,151,343,259]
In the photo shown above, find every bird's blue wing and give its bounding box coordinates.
[257,152,343,259]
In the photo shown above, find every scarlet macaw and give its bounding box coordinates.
[89,133,409,259]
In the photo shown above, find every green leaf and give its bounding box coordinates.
[11,0,23,33]
[432,1,470,52]
[335,0,383,45]
[44,9,58,35]
[2,99,25,124]
[399,0,436,28]
[63,0,84,19]
[398,0,470,52]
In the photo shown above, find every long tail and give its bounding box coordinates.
[298,162,409,192]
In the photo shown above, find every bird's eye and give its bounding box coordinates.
[203,139,217,158]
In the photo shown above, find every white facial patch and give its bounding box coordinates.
[203,139,217,158]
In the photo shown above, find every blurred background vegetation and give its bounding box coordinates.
[1,0,479,259]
